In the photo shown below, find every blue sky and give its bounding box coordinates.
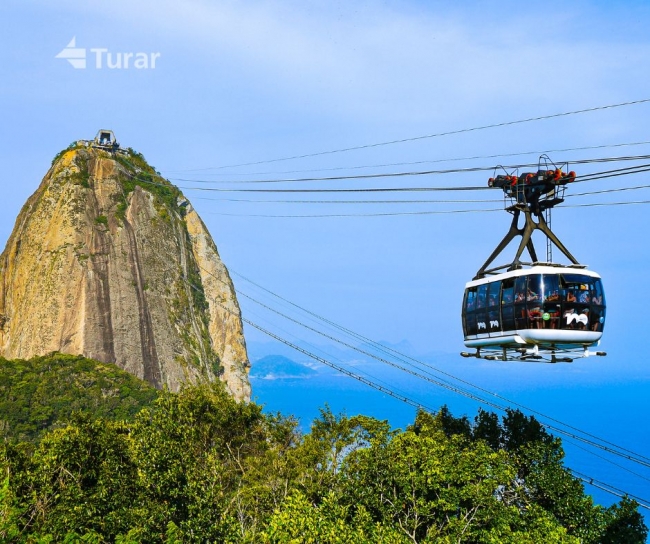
[1,4,650,389]
[4,1,649,353]
[2,0,650,511]
[2,0,650,368]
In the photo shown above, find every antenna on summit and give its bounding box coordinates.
[93,129,119,150]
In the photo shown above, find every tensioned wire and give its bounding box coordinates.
[116,159,650,472]
[120,158,650,217]
[179,251,650,473]
[166,163,650,193]
[232,273,650,470]
[193,182,650,205]
[170,154,650,185]
[164,97,650,171]
[176,269,650,509]
[162,139,650,177]
[206,200,650,218]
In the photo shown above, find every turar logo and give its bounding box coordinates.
[55,37,160,70]
[55,37,86,69]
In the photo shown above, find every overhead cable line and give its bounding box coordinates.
[236,288,502,409]
[231,269,650,468]
[195,196,505,204]
[207,208,503,218]
[570,470,650,510]
[163,140,650,176]
[236,283,650,469]
[562,436,650,485]
[180,271,650,508]
[169,98,650,170]
[170,155,650,185]
[124,157,650,200]
[169,163,650,193]
[207,200,650,218]
[565,199,650,209]
[176,257,650,505]
[194,184,650,206]
[236,304,419,400]
[570,184,650,198]
[181,185,489,194]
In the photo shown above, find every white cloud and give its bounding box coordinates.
[65,0,650,126]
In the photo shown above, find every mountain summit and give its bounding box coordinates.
[0,133,250,400]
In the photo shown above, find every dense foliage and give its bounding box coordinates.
[0,356,646,543]
[0,354,159,442]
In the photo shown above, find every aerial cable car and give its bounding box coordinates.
[460,155,606,363]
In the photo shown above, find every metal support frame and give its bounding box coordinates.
[473,206,580,280]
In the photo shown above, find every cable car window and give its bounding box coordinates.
[514,276,527,329]
[591,305,606,332]
[542,275,560,302]
[527,303,543,329]
[591,279,606,332]
[475,284,488,333]
[464,288,477,312]
[501,278,515,331]
[527,275,542,302]
[487,281,501,308]
[514,276,526,303]
[561,274,585,304]
[577,285,591,304]
[487,281,501,332]
[464,310,477,336]
[501,278,514,305]
[592,279,605,306]
[558,274,589,330]
[463,288,477,336]
[540,274,561,329]
[526,275,543,329]
[476,283,488,309]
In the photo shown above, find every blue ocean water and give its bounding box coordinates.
[251,361,650,527]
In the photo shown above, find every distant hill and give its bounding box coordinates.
[250,354,317,379]
[0,352,159,442]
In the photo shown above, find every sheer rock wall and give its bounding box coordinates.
[0,146,251,401]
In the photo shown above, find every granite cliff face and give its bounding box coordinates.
[0,143,251,401]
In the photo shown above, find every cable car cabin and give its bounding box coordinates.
[462,266,605,356]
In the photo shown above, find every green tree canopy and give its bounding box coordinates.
[0,356,646,543]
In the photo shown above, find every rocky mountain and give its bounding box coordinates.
[0,139,250,401]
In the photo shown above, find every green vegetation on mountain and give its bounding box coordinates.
[0,355,646,543]
[0,353,159,442]
[2,142,251,398]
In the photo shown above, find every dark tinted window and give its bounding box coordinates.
[462,287,477,336]
[593,279,605,306]
[475,284,489,333]
[527,275,542,302]
[541,274,560,302]
[514,276,526,303]
[501,278,514,305]
[465,287,477,312]
[487,281,501,332]
[487,281,501,308]
[476,283,488,310]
